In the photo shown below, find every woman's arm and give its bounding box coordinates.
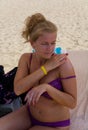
[14,53,48,95]
[46,58,77,109]
[14,53,67,96]
[25,58,77,108]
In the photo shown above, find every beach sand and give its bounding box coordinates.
[0,0,88,72]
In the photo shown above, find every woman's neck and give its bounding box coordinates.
[34,53,47,65]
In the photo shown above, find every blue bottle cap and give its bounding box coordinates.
[54,47,62,54]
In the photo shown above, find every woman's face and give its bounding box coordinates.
[32,32,57,59]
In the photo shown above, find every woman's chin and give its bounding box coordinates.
[44,55,52,59]
[41,53,53,59]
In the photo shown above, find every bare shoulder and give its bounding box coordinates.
[20,53,31,60]
[59,57,75,77]
[17,53,32,69]
[19,53,31,64]
[16,53,32,78]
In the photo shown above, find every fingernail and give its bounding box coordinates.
[66,53,68,55]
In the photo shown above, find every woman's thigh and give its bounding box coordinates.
[29,126,70,130]
[0,105,31,130]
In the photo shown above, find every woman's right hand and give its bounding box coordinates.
[44,53,68,72]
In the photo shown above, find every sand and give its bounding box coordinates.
[0,0,88,72]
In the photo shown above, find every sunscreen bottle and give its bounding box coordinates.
[54,47,67,54]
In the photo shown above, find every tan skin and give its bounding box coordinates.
[0,32,77,130]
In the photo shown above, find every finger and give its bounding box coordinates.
[25,91,33,104]
[35,92,42,103]
[59,58,67,65]
[32,91,42,106]
[33,95,40,105]
[24,90,31,101]
[59,56,67,62]
[66,53,68,55]
[54,54,65,60]
[35,95,40,103]
[24,94,28,102]
[29,92,35,105]
[32,92,39,105]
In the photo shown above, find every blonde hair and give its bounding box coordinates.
[22,13,57,43]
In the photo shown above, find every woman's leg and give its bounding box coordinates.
[0,105,31,130]
[28,126,70,130]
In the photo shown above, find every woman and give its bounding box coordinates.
[0,13,77,130]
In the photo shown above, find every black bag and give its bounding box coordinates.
[0,66,18,104]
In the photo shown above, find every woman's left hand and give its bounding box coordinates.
[25,84,47,106]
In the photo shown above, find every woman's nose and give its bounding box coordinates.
[47,44,52,49]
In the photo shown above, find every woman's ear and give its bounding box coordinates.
[29,40,35,48]
[29,40,36,52]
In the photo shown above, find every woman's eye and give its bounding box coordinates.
[41,42,56,46]
[52,42,56,45]
[42,43,47,45]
